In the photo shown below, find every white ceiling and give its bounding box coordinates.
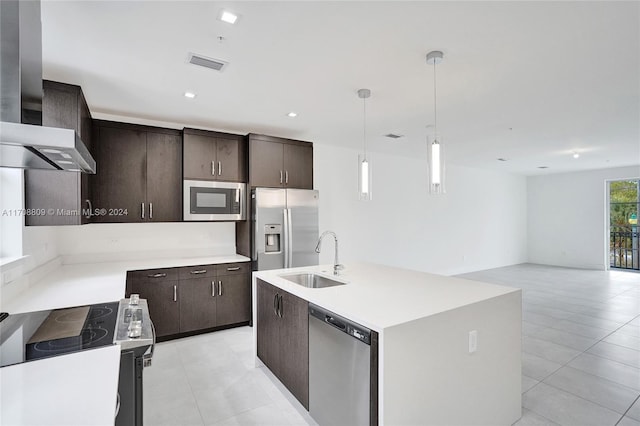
[41,1,640,176]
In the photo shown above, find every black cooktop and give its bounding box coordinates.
[0,302,118,368]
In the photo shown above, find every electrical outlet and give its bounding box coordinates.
[469,330,478,353]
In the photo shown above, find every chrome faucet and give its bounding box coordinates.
[315,231,344,275]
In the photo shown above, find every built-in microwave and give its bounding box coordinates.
[183,180,246,221]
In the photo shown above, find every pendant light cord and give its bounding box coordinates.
[433,60,437,138]
[363,96,367,160]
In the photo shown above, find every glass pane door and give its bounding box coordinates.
[610,179,640,270]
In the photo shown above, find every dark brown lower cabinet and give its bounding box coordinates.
[216,273,250,325]
[180,276,217,332]
[127,275,180,338]
[125,262,250,340]
[256,279,309,409]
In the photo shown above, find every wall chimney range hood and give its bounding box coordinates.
[0,0,96,173]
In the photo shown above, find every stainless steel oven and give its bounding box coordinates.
[183,180,246,221]
[114,297,155,426]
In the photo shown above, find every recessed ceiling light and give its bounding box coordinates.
[57,160,74,165]
[41,148,62,154]
[68,169,81,172]
[573,152,580,159]
[220,10,238,24]
[184,92,196,99]
[287,112,297,118]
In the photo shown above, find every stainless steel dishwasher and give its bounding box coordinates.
[309,304,371,426]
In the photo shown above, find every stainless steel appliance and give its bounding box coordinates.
[114,297,155,426]
[183,180,246,221]
[309,304,371,426]
[0,298,155,426]
[252,188,319,271]
[0,302,119,367]
[0,0,95,172]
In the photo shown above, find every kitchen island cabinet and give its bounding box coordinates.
[253,262,522,426]
[256,279,309,409]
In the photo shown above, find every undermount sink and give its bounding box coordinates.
[280,273,346,289]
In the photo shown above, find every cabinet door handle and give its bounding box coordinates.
[173,285,177,302]
[226,267,240,271]
[285,170,289,184]
[273,293,278,316]
[85,199,92,219]
[280,170,283,184]
[218,161,222,176]
[141,202,145,219]
[218,280,222,296]
[211,281,215,297]
[211,161,215,176]
[149,203,153,219]
[190,269,207,275]
[147,273,167,278]
[278,295,283,318]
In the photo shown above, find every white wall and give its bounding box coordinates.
[527,165,640,270]
[55,222,236,263]
[314,144,528,276]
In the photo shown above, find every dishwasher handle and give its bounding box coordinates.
[324,315,346,332]
[309,303,371,345]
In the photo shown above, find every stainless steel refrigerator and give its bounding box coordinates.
[252,188,319,271]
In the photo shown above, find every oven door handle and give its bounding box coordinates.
[115,392,121,419]
[143,319,156,368]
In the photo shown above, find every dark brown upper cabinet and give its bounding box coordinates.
[25,80,93,226]
[91,121,182,223]
[183,128,246,182]
[248,134,313,189]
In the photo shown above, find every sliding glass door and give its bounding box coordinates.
[610,179,640,271]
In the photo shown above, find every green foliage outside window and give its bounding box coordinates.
[610,180,638,229]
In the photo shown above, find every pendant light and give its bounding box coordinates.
[426,51,445,194]
[357,88,372,201]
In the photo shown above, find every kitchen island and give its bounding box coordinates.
[253,262,522,426]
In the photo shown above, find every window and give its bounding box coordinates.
[0,168,24,260]
[609,179,639,270]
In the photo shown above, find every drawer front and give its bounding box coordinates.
[216,262,250,276]
[127,268,179,282]
[178,264,216,280]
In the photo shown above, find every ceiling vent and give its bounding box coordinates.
[384,133,404,139]
[187,52,228,72]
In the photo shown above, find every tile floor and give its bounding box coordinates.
[460,264,640,426]
[143,326,316,426]
[144,263,640,426]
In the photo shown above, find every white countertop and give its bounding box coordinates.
[254,262,520,331]
[0,345,121,426]
[0,253,250,425]
[4,254,250,314]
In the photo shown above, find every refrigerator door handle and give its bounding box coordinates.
[287,208,293,267]
[283,208,289,268]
